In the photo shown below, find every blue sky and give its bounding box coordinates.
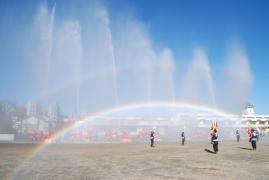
[0,0,269,114]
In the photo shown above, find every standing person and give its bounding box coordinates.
[256,130,260,141]
[250,128,257,150]
[181,132,185,146]
[236,129,240,142]
[150,130,155,147]
[211,129,218,153]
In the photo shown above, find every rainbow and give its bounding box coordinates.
[12,100,238,178]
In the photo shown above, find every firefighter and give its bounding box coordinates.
[250,128,257,150]
[181,132,185,146]
[236,129,240,142]
[150,130,155,147]
[211,129,218,153]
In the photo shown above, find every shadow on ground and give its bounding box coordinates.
[204,149,216,154]
[238,147,253,150]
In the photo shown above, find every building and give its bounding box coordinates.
[48,104,61,122]
[241,104,269,131]
[26,102,42,117]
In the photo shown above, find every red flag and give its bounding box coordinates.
[247,127,252,137]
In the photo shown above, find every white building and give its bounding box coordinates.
[22,117,39,133]
[48,104,61,121]
[26,102,42,117]
[241,104,269,130]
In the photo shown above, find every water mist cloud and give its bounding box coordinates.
[224,45,253,112]
[49,20,82,113]
[31,3,55,97]
[28,2,254,115]
[114,20,176,103]
[180,48,215,106]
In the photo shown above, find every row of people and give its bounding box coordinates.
[150,128,259,153]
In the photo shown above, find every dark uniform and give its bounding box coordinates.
[211,130,218,153]
[250,130,257,150]
[181,132,185,146]
[150,131,154,147]
[236,129,240,142]
[256,131,260,141]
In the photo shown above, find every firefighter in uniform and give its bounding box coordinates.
[250,128,257,150]
[181,132,185,146]
[211,129,218,153]
[150,130,155,147]
[236,129,240,142]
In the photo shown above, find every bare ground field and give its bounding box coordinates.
[0,140,268,180]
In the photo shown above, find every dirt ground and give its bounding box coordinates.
[0,140,268,180]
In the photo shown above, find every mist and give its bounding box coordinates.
[1,1,253,115]
[223,45,253,113]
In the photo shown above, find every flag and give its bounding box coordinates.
[211,119,218,132]
[247,127,252,137]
